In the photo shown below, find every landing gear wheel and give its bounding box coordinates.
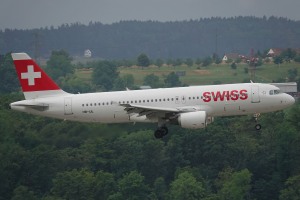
[154,127,169,139]
[154,129,163,139]
[255,124,262,131]
[161,127,168,136]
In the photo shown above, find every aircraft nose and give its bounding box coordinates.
[285,94,295,106]
[289,95,295,105]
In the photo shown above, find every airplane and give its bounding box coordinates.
[10,53,295,139]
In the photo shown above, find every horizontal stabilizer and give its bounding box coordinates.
[10,101,49,111]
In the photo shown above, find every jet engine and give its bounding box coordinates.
[178,111,209,129]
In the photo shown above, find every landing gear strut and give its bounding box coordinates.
[154,126,168,139]
[254,113,262,131]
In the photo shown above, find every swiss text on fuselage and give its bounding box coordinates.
[203,89,248,102]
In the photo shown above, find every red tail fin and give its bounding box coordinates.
[11,53,68,99]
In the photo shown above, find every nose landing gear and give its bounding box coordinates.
[255,123,262,130]
[254,113,262,130]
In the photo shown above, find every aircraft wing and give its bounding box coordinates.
[121,103,201,118]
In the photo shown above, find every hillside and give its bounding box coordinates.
[76,62,300,86]
[1,16,300,59]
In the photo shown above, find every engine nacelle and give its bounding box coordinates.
[178,111,208,129]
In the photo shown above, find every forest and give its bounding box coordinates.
[1,16,300,59]
[0,49,300,200]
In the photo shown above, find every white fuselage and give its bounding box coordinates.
[10,83,295,125]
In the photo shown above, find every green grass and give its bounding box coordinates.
[119,64,249,85]
[75,62,300,86]
[75,69,93,84]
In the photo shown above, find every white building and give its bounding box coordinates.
[222,53,240,62]
[84,49,92,58]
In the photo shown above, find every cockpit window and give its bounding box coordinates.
[274,90,280,94]
[269,89,280,95]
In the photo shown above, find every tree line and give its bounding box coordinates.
[1,16,300,59]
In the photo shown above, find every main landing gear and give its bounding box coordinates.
[154,126,168,139]
[254,113,262,131]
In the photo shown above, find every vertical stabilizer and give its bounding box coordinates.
[11,53,69,99]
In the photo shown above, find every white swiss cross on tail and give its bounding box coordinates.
[21,65,41,86]
[11,53,68,100]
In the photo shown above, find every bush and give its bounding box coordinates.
[231,62,237,69]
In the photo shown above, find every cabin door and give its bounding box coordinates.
[64,97,73,115]
[251,86,260,103]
